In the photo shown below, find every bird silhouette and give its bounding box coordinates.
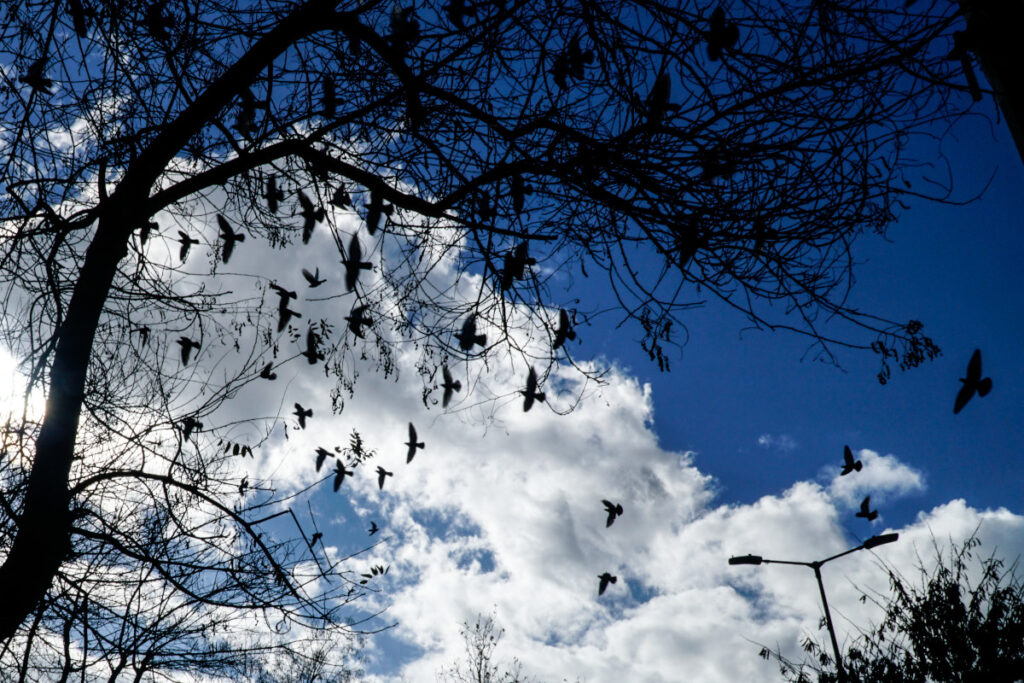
[376,466,393,490]
[455,314,486,352]
[841,445,862,476]
[269,283,298,309]
[646,72,680,126]
[259,362,277,380]
[856,495,878,522]
[405,422,425,463]
[264,174,285,214]
[301,328,325,364]
[177,337,201,366]
[322,76,337,114]
[177,231,199,263]
[297,191,325,243]
[441,365,462,408]
[293,403,312,429]
[180,416,202,440]
[331,185,352,209]
[217,214,245,264]
[20,57,53,93]
[553,309,577,350]
[751,217,776,256]
[139,220,158,246]
[365,190,393,235]
[311,531,323,545]
[277,305,302,332]
[706,7,739,61]
[345,304,372,338]
[134,326,150,347]
[238,476,248,495]
[954,349,993,414]
[444,0,476,28]
[510,174,532,214]
[233,89,260,138]
[598,572,617,596]
[144,0,174,40]
[602,500,624,528]
[342,234,372,291]
[68,0,88,37]
[521,366,545,412]
[315,446,333,471]
[368,521,379,536]
[333,461,354,491]
[501,242,536,289]
[302,267,326,287]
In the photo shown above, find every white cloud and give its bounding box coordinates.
[757,433,798,453]
[827,447,926,507]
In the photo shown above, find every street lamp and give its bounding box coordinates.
[728,533,899,682]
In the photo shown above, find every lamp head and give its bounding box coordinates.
[728,554,763,565]
[863,533,899,550]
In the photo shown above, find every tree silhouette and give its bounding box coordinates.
[0,0,986,675]
[764,535,1024,682]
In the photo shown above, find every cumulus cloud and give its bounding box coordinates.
[757,433,798,453]
[827,447,926,507]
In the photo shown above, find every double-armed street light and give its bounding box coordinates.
[728,533,899,683]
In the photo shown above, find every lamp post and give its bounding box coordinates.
[728,533,899,682]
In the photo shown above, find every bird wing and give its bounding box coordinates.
[861,496,871,512]
[298,191,313,212]
[977,377,993,397]
[217,213,232,238]
[843,445,855,467]
[953,383,974,414]
[350,235,361,263]
[967,349,982,382]
[408,422,417,443]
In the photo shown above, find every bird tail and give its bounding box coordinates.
[453,380,462,391]
[536,392,546,403]
[475,334,486,346]
[978,378,993,397]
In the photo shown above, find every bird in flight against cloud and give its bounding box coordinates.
[345,304,373,338]
[553,309,577,350]
[333,461,354,491]
[177,337,201,366]
[310,531,323,545]
[297,191,325,244]
[293,403,312,429]
[134,326,150,347]
[264,174,285,214]
[405,422,425,463]
[365,190,393,235]
[277,304,302,333]
[840,445,862,476]
[602,500,624,528]
[368,521,379,536]
[521,366,546,412]
[376,466,393,490]
[177,230,199,263]
[259,362,277,380]
[342,234,373,291]
[269,282,297,309]
[301,328,325,364]
[331,185,352,209]
[856,495,878,522]
[954,348,993,414]
[217,214,245,264]
[302,267,326,288]
[597,572,617,596]
[19,57,53,94]
[315,447,333,472]
[456,314,486,352]
[501,241,536,290]
[441,365,462,408]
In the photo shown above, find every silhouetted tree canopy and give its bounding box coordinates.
[0,0,993,677]
[767,535,1024,682]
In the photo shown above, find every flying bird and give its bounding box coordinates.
[301,328,325,364]
[521,366,545,412]
[441,365,462,408]
[342,234,372,291]
[365,190,393,235]
[139,220,158,246]
[259,362,277,380]
[954,349,993,414]
[238,476,248,495]
[405,422,424,463]
[602,500,624,528]
[840,445,862,476]
[333,461,354,491]
[331,185,352,209]
[177,231,199,263]
[180,416,202,440]
[501,242,536,289]
[455,314,486,352]
[646,72,680,126]
[368,521,379,536]
[856,495,878,522]
[510,174,531,214]
[311,531,323,545]
[144,0,174,40]
[293,403,313,429]
[376,466,393,490]
[264,174,285,213]
[217,214,245,264]
[134,326,150,347]
[706,7,740,61]
[277,305,302,332]
[68,0,88,37]
[598,572,617,596]
[269,283,297,308]
[315,446,333,471]
[553,309,577,350]
[177,337,201,366]
[302,267,326,287]
[19,57,53,93]
[345,304,372,338]
[297,191,325,243]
